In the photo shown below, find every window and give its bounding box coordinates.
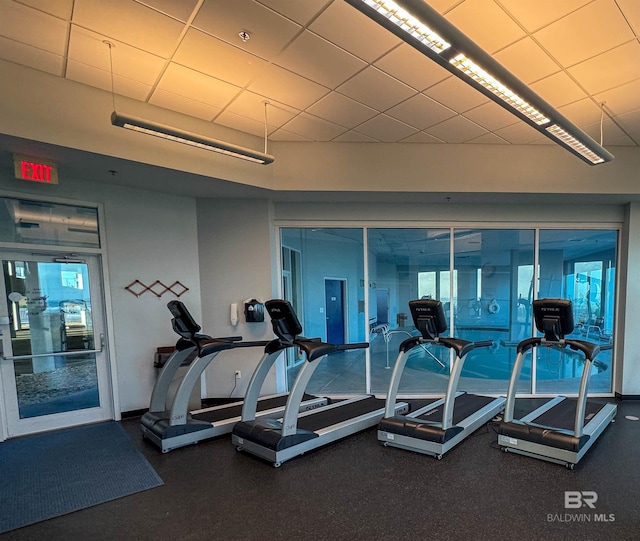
[278,226,618,396]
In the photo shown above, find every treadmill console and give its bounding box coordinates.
[167,300,202,339]
[533,298,574,341]
[409,299,447,340]
[265,299,303,342]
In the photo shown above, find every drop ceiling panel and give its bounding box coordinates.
[374,43,450,92]
[268,128,312,141]
[73,0,185,58]
[424,76,489,113]
[530,71,588,107]
[279,112,348,141]
[616,0,640,34]
[136,0,200,22]
[402,131,445,143]
[223,91,299,129]
[0,35,63,75]
[445,0,526,53]
[354,114,419,142]
[0,1,68,55]
[149,89,221,121]
[274,30,366,89]
[155,63,241,109]
[425,115,488,143]
[309,0,400,63]
[557,99,607,127]
[468,132,510,144]
[596,79,640,116]
[493,37,560,84]
[337,66,416,113]
[192,0,301,60]
[247,64,330,110]
[494,122,545,144]
[306,92,378,129]
[17,0,73,19]
[333,130,379,142]
[385,93,457,130]
[256,0,332,26]
[568,41,640,95]
[615,109,640,140]
[463,101,520,132]
[582,117,637,146]
[173,29,268,88]
[533,0,635,67]
[1,0,638,156]
[66,59,152,101]
[215,109,272,138]
[498,0,592,32]
[68,27,165,85]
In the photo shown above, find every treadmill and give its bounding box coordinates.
[498,298,617,469]
[140,301,328,453]
[378,299,505,459]
[232,299,409,467]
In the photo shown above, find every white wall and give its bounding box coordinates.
[0,173,201,412]
[196,198,278,398]
[618,203,640,395]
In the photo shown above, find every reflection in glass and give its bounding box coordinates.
[278,226,617,397]
[0,197,99,248]
[368,228,450,394]
[452,229,535,394]
[3,259,100,418]
[536,230,617,394]
[281,228,365,394]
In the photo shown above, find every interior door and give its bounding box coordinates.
[0,252,113,438]
[325,278,346,344]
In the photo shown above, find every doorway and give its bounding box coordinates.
[325,278,346,344]
[375,288,389,325]
[0,251,113,438]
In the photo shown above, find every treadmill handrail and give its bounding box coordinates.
[149,346,196,413]
[168,339,270,426]
[280,340,369,437]
[503,337,608,437]
[383,333,493,427]
[241,350,286,421]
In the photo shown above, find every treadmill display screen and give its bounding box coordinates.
[533,298,574,340]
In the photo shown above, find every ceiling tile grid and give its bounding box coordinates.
[0,0,638,148]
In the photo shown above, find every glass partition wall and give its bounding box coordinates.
[280,227,617,397]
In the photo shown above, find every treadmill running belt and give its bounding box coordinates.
[296,396,385,433]
[193,393,319,424]
[415,393,496,425]
[531,398,606,431]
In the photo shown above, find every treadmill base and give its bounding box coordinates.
[498,402,617,468]
[378,396,505,459]
[142,395,328,453]
[233,400,409,467]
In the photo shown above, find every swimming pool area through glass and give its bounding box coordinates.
[281,227,617,397]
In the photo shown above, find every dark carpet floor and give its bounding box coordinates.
[3,398,639,541]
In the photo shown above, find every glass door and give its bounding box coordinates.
[0,251,113,437]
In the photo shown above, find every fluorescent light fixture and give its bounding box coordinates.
[345,0,614,166]
[111,112,274,165]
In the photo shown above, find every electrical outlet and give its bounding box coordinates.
[234,370,241,379]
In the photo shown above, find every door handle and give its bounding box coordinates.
[0,333,105,361]
[1,349,104,361]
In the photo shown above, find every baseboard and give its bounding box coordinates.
[121,408,147,419]
[615,392,640,400]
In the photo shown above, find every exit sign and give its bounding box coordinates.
[13,154,58,184]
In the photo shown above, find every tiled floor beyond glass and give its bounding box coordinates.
[286,328,613,397]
